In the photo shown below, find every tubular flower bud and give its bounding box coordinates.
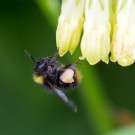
[80,0,111,65]
[56,0,85,56]
[111,0,135,66]
[56,0,135,66]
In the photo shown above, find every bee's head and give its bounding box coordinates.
[34,57,51,74]
[25,50,56,75]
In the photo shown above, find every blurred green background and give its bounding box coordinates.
[1,1,135,135]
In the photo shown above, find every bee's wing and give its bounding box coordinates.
[52,87,77,112]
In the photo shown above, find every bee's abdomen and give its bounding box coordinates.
[33,74,44,85]
[74,69,81,84]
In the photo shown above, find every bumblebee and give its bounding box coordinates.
[25,50,81,112]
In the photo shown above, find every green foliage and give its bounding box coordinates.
[0,1,135,135]
[107,124,135,135]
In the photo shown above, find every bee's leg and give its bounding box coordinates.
[53,52,59,58]
[65,64,76,70]
[65,60,82,70]
[49,52,59,63]
[73,60,82,65]
[46,66,53,76]
[64,62,77,70]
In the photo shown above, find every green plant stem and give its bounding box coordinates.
[36,0,60,31]
[81,62,113,134]
[36,0,113,134]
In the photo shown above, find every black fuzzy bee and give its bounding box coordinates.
[25,50,81,112]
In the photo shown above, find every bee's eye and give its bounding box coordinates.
[38,63,45,69]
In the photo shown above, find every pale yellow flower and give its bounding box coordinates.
[111,0,135,66]
[56,0,85,56]
[80,0,111,65]
[56,0,135,66]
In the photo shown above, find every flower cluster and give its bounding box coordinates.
[56,0,135,66]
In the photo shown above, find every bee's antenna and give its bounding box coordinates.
[24,50,36,63]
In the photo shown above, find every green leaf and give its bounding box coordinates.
[106,124,135,135]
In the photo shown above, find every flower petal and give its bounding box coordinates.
[56,0,85,56]
[111,0,135,66]
[80,0,111,65]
